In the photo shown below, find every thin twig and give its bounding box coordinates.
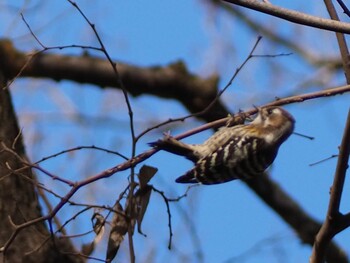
[66,0,136,144]
[336,0,350,17]
[35,145,128,164]
[135,36,264,142]
[36,186,67,236]
[292,132,314,140]
[151,187,174,249]
[309,155,338,167]
[0,141,74,186]
[65,2,138,261]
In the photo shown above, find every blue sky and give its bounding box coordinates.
[2,1,350,262]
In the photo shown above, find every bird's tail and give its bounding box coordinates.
[149,135,198,162]
[175,169,197,184]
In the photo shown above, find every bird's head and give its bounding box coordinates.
[251,106,295,144]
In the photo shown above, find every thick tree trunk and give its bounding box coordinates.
[0,73,83,263]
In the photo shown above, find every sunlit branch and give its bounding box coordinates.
[223,0,350,33]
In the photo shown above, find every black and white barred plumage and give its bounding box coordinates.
[150,106,295,185]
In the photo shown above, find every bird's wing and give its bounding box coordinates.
[178,136,276,185]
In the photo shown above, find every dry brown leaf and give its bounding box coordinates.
[138,165,158,189]
[106,203,128,262]
[135,185,152,235]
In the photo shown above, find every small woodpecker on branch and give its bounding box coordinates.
[150,106,295,185]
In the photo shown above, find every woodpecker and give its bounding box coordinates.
[150,106,295,185]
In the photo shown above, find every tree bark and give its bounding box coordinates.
[0,72,83,263]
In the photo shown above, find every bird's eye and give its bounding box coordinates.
[267,108,274,115]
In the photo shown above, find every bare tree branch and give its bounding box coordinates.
[310,109,350,263]
[323,0,350,82]
[309,2,350,261]
[222,0,350,33]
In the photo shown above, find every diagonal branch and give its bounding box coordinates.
[222,0,350,33]
[323,0,350,82]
